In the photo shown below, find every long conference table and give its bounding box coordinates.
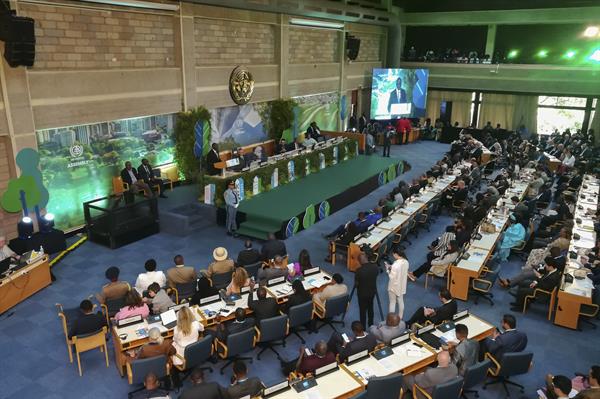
[449,171,534,300]
[554,174,598,329]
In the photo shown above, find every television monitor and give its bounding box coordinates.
[370,68,429,120]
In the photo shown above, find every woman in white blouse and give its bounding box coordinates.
[172,306,204,366]
[135,259,166,293]
[561,149,576,169]
[385,247,409,319]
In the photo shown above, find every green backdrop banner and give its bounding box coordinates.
[35,114,176,230]
[282,93,339,142]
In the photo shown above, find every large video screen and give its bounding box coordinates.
[370,68,429,120]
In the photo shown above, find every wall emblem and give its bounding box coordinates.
[229,66,254,105]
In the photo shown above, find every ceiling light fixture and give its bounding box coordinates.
[289,18,344,29]
[78,0,179,11]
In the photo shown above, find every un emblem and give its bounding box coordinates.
[70,144,84,158]
[229,66,254,105]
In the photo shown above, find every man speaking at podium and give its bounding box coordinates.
[387,77,407,114]
[206,143,222,176]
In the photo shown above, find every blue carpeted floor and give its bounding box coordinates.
[0,141,595,399]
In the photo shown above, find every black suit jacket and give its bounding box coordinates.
[261,239,287,260]
[206,149,221,175]
[237,249,261,266]
[179,382,225,399]
[137,164,154,183]
[283,291,312,313]
[120,167,140,185]
[430,300,457,325]
[68,312,106,338]
[536,269,561,292]
[355,262,379,299]
[217,317,256,341]
[488,329,528,359]
[339,334,377,362]
[226,377,263,399]
[387,88,407,113]
[247,291,279,322]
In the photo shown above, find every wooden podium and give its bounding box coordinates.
[0,256,51,314]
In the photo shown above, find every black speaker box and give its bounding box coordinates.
[2,15,36,67]
[346,35,360,61]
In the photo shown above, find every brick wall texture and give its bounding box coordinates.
[351,32,382,62]
[289,27,340,64]
[194,18,275,66]
[0,139,19,239]
[20,3,176,70]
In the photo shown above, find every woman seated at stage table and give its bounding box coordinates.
[496,215,527,262]
[289,249,313,279]
[226,267,250,295]
[114,290,150,321]
[172,306,204,366]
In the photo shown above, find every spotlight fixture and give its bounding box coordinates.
[40,213,55,233]
[564,50,577,59]
[17,216,34,239]
[536,49,549,58]
[590,49,600,62]
[507,50,519,59]
[583,26,600,38]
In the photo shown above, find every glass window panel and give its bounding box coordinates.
[537,107,585,135]
[538,96,587,107]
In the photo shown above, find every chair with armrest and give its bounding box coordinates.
[287,301,314,344]
[364,373,403,399]
[349,391,367,399]
[255,314,289,360]
[56,303,86,363]
[483,351,533,396]
[470,266,499,306]
[523,286,557,321]
[579,303,599,330]
[392,222,412,246]
[452,200,466,215]
[462,360,492,398]
[173,334,214,381]
[101,295,128,325]
[168,281,197,304]
[72,326,109,376]
[313,293,349,332]
[243,262,262,280]
[210,271,233,290]
[425,268,449,291]
[153,168,173,192]
[215,327,257,374]
[413,376,464,399]
[126,355,170,398]
[328,239,350,265]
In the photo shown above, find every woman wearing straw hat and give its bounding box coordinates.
[207,247,234,277]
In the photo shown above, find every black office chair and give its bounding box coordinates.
[288,301,314,344]
[210,271,233,290]
[462,360,492,398]
[470,265,500,306]
[215,327,256,374]
[172,335,214,381]
[243,262,262,280]
[365,373,403,399]
[483,352,533,396]
[349,391,367,399]
[414,376,464,399]
[392,222,412,247]
[313,293,349,332]
[101,295,127,325]
[255,314,289,360]
[169,282,197,304]
[126,355,170,398]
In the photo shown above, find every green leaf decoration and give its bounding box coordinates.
[1,175,42,213]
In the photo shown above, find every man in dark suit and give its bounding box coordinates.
[327,321,377,362]
[137,158,167,198]
[68,299,107,338]
[120,161,153,197]
[355,253,379,328]
[511,257,561,310]
[206,143,222,175]
[247,282,279,324]
[480,314,528,360]
[215,308,255,342]
[387,77,408,114]
[179,368,225,399]
[306,121,323,141]
[236,240,261,266]
[260,233,287,261]
[406,288,457,328]
[226,360,263,399]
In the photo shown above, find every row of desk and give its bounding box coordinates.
[0,256,51,314]
[554,174,599,329]
[449,172,533,300]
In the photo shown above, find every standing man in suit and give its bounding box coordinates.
[137,158,167,198]
[261,233,287,261]
[406,288,457,328]
[236,240,261,266]
[224,181,239,237]
[447,324,479,376]
[387,77,407,114]
[206,143,222,176]
[369,313,406,344]
[355,253,379,328]
[226,360,263,399]
[403,351,458,395]
[327,321,377,362]
[480,314,528,360]
[510,257,561,311]
[120,161,153,197]
[179,368,225,399]
[247,281,279,324]
[166,255,196,289]
[385,246,409,319]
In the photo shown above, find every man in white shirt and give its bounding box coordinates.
[120,161,153,197]
[135,258,166,293]
[303,135,317,148]
[385,246,409,319]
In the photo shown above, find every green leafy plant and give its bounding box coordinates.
[173,106,211,181]
[258,98,298,141]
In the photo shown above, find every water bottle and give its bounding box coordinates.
[39,246,44,254]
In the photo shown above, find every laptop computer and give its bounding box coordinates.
[0,258,12,275]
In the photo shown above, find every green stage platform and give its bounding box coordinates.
[236,155,401,239]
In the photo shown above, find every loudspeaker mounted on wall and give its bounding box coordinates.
[346,34,360,61]
[0,9,36,68]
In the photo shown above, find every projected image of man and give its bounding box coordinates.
[387,77,407,114]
